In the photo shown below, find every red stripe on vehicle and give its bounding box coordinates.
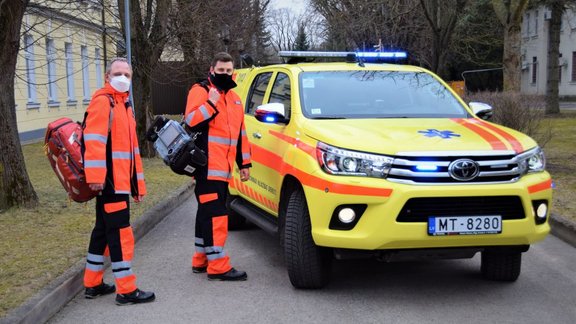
[469,119,524,153]
[452,118,509,150]
[269,130,316,159]
[250,143,393,198]
[528,179,552,194]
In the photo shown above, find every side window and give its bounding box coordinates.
[269,72,291,119]
[246,72,272,115]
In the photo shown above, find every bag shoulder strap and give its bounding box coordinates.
[196,79,210,92]
[82,94,115,133]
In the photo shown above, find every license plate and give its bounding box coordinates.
[428,215,502,236]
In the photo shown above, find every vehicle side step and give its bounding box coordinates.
[229,197,279,235]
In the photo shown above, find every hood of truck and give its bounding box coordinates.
[302,118,537,155]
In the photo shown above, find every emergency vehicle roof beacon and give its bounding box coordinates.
[226,50,552,289]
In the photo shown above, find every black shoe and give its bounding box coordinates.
[115,289,156,306]
[207,268,247,281]
[192,266,207,273]
[85,282,115,299]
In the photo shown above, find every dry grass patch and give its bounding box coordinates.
[541,111,576,222]
[0,142,190,317]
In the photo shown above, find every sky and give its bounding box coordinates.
[269,0,307,15]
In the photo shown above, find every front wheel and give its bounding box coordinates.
[481,251,522,282]
[284,187,331,289]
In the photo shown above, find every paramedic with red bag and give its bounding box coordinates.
[82,57,155,305]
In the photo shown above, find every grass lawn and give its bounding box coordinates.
[0,142,190,317]
[542,111,576,222]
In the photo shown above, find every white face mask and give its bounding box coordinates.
[110,75,131,93]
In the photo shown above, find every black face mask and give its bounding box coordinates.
[209,73,237,92]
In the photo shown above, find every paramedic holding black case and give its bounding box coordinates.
[185,52,252,281]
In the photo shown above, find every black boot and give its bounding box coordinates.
[85,282,115,299]
[115,288,156,306]
[207,268,247,281]
[192,266,207,273]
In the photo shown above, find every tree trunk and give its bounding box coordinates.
[0,0,39,211]
[502,24,522,91]
[132,59,156,158]
[545,2,563,115]
[118,0,171,158]
[491,0,529,92]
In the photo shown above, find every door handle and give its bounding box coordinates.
[252,132,262,139]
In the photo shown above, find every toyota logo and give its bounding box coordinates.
[448,159,480,181]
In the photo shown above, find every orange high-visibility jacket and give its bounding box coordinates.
[185,82,252,182]
[83,84,146,196]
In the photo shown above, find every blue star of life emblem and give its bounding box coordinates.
[418,129,461,139]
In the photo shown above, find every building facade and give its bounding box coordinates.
[521,6,576,97]
[15,0,122,142]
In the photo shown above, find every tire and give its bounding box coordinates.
[284,187,331,289]
[481,251,522,282]
[226,193,246,230]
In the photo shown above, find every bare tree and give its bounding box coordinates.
[118,0,172,158]
[174,0,271,78]
[419,0,469,79]
[491,0,529,91]
[0,0,39,210]
[311,1,432,66]
[267,8,298,52]
[267,6,324,54]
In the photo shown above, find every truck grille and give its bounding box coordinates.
[396,196,525,223]
[387,152,522,184]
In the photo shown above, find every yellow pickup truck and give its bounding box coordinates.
[227,51,552,288]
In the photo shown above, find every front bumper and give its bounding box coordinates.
[304,171,552,250]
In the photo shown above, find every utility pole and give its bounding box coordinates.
[124,0,134,105]
[101,0,107,71]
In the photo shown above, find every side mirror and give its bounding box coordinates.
[255,103,288,124]
[469,102,493,120]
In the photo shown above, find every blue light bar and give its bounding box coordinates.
[265,116,277,122]
[278,51,408,60]
[356,51,407,59]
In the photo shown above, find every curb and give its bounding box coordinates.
[550,213,576,248]
[0,181,194,324]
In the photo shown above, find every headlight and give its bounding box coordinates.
[316,142,394,178]
[516,147,546,174]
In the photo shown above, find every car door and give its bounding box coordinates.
[240,69,293,215]
[236,70,274,210]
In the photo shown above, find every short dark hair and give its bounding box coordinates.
[211,52,234,67]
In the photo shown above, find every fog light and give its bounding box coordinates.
[536,203,547,219]
[338,208,356,224]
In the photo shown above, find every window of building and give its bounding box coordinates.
[534,10,539,35]
[46,38,58,105]
[532,57,538,84]
[65,42,76,103]
[572,52,576,82]
[527,13,531,35]
[81,45,90,102]
[95,48,103,88]
[559,53,563,82]
[24,34,38,106]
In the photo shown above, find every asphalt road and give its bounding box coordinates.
[50,198,576,324]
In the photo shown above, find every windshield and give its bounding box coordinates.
[299,71,469,119]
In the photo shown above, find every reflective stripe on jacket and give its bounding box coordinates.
[83,83,146,196]
[184,82,252,182]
